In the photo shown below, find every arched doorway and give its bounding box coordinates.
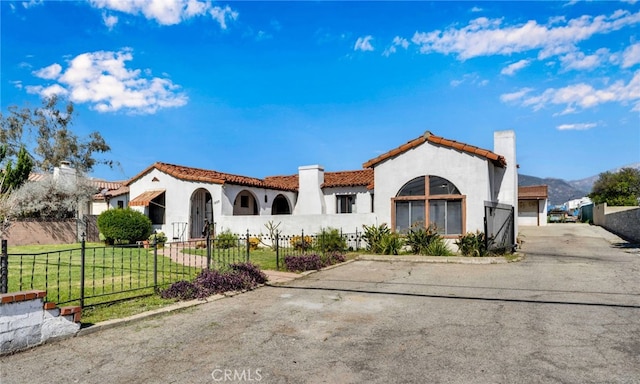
[271,194,291,215]
[233,190,259,215]
[190,188,213,239]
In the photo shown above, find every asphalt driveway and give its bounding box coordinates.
[1,223,639,383]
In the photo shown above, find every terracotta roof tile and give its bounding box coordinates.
[323,169,374,189]
[362,131,507,168]
[126,162,298,191]
[518,185,548,200]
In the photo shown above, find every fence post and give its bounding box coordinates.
[301,229,304,255]
[245,229,250,263]
[80,233,86,308]
[275,232,280,270]
[205,223,211,270]
[153,235,158,292]
[1,239,8,294]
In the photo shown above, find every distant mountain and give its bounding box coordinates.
[568,163,640,193]
[519,163,640,207]
[519,174,587,206]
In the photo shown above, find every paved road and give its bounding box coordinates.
[1,224,639,383]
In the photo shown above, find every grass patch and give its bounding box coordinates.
[81,295,178,324]
[7,243,200,306]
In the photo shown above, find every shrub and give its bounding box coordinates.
[324,252,346,266]
[290,235,313,251]
[160,280,199,300]
[455,231,488,257]
[161,262,266,300]
[248,237,260,251]
[424,237,454,256]
[149,231,167,244]
[285,254,323,272]
[215,230,238,249]
[284,252,347,272]
[379,232,404,255]
[362,223,391,253]
[405,224,440,255]
[315,227,346,253]
[97,208,152,245]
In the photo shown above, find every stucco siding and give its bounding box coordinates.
[372,142,492,233]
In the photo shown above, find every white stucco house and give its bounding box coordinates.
[124,130,518,246]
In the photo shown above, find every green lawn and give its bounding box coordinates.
[6,243,200,307]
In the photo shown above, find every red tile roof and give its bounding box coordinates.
[362,131,507,168]
[126,162,298,191]
[265,169,374,191]
[518,185,548,200]
[323,169,374,189]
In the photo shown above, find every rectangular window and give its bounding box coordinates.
[429,199,462,235]
[240,195,249,208]
[337,195,355,214]
[395,200,425,232]
[117,200,124,209]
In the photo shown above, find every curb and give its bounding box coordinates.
[356,254,522,264]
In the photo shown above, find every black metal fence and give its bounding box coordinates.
[0,229,365,308]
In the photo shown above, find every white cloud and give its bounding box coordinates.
[354,35,374,52]
[28,49,188,114]
[501,59,531,76]
[450,73,488,87]
[501,70,640,112]
[383,36,409,56]
[21,0,43,9]
[622,42,640,68]
[102,12,119,29]
[89,0,238,28]
[33,63,62,80]
[209,5,238,30]
[560,48,610,71]
[471,7,483,13]
[411,10,640,60]
[500,88,534,103]
[557,122,597,131]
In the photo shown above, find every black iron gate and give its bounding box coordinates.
[484,202,515,253]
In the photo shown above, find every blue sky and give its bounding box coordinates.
[2,1,639,183]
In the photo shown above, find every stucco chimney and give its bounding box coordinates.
[293,165,326,215]
[493,130,518,237]
[53,161,77,186]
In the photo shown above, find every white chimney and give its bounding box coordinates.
[293,165,326,215]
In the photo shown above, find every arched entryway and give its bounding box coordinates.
[190,188,213,239]
[233,190,259,215]
[271,194,291,215]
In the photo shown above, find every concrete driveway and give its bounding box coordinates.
[1,223,639,383]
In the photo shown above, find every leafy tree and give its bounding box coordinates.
[589,168,640,206]
[0,95,113,174]
[0,145,33,193]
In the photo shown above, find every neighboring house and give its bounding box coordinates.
[125,130,518,247]
[88,181,129,215]
[518,185,548,226]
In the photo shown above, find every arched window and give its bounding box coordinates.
[271,194,291,215]
[394,175,465,236]
[233,190,258,216]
